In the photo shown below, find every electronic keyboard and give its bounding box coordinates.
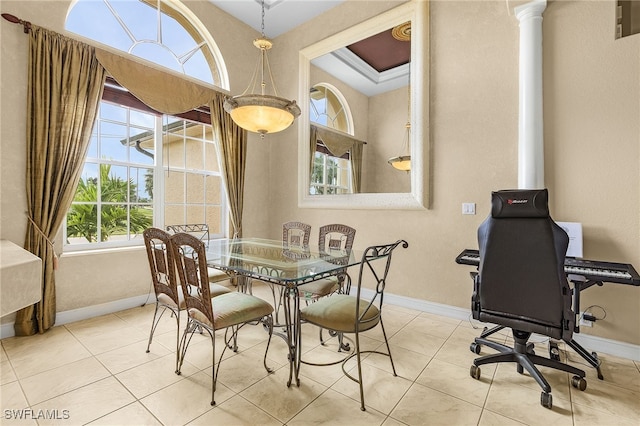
[455,249,640,286]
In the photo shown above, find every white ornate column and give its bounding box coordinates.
[514,0,546,189]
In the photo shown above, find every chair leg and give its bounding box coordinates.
[210,327,217,406]
[176,319,196,375]
[146,302,161,353]
[263,314,275,373]
[174,312,181,374]
[354,331,366,411]
[379,318,397,376]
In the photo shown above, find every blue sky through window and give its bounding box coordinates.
[66,0,213,84]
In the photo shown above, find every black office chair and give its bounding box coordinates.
[469,189,587,409]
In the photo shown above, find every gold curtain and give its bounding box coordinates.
[95,49,218,115]
[309,125,318,189]
[350,142,363,194]
[309,124,365,194]
[15,26,106,336]
[209,95,247,238]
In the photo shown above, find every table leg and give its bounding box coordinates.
[282,287,301,387]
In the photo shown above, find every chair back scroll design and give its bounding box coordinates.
[283,221,312,248]
[319,223,356,253]
[170,233,214,325]
[142,227,182,372]
[354,240,407,331]
[166,223,210,246]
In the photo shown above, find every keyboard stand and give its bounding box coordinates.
[568,275,605,379]
[567,338,603,380]
[460,251,639,381]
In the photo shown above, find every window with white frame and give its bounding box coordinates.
[309,84,353,195]
[64,0,228,250]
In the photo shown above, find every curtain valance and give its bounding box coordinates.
[95,48,222,115]
[311,124,366,158]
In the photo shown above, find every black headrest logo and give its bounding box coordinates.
[507,199,529,205]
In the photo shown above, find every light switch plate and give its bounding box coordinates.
[462,203,476,215]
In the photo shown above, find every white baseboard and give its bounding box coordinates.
[359,288,640,362]
[0,294,153,339]
[2,290,639,362]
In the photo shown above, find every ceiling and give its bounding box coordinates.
[208,0,345,38]
[209,0,411,96]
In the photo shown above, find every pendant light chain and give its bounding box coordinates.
[260,0,266,37]
[222,0,301,135]
[258,0,279,98]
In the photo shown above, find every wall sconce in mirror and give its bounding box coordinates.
[224,0,301,136]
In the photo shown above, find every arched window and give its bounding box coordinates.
[309,83,354,195]
[66,0,227,88]
[309,83,352,133]
[64,0,229,249]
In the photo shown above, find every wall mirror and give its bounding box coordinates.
[298,1,429,209]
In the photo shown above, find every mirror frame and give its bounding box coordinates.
[298,1,429,210]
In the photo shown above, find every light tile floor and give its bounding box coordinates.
[1,282,639,425]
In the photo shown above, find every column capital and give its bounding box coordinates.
[514,0,547,21]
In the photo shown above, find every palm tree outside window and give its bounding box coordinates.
[64,0,229,249]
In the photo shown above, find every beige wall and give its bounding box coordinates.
[1,1,638,348]
[259,0,640,346]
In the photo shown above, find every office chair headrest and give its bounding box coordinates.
[491,189,549,218]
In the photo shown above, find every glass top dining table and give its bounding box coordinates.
[205,237,361,289]
[204,237,361,387]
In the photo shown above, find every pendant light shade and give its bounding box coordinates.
[225,93,299,134]
[388,121,411,171]
[388,155,411,171]
[223,5,300,136]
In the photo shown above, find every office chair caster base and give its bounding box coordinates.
[470,342,481,354]
[571,375,587,391]
[470,365,481,380]
[540,392,552,409]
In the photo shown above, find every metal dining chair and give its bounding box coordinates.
[298,223,356,302]
[171,232,275,406]
[300,239,408,411]
[142,227,183,373]
[144,227,231,374]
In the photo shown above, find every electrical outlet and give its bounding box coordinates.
[579,311,593,327]
[462,203,476,215]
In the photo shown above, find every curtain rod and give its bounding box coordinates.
[2,13,32,33]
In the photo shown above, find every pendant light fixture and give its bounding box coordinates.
[223,0,301,136]
[388,22,411,172]
[387,119,411,171]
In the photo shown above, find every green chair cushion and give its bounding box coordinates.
[209,283,231,297]
[208,267,231,283]
[297,277,339,298]
[157,285,185,310]
[300,294,379,333]
[189,292,273,331]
